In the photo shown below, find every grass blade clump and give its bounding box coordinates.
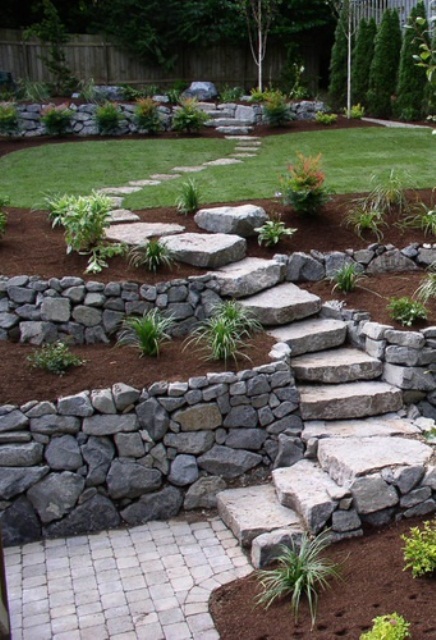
[117,309,174,357]
[128,239,174,273]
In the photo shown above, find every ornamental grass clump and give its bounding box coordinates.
[176,179,201,215]
[128,239,174,273]
[330,262,366,294]
[117,310,175,357]
[256,530,340,628]
[41,103,72,136]
[280,153,331,215]
[415,263,436,303]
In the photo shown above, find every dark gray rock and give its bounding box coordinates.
[351,476,399,514]
[0,496,41,546]
[163,431,214,454]
[90,388,116,414]
[273,435,304,468]
[82,436,115,486]
[106,459,162,499]
[184,476,226,510]
[0,466,49,499]
[332,509,361,532]
[27,471,85,523]
[44,494,120,538]
[182,81,218,100]
[82,414,138,436]
[30,415,80,435]
[41,297,70,322]
[121,486,183,525]
[0,410,28,433]
[225,429,266,450]
[0,442,43,467]
[223,406,257,428]
[45,435,83,471]
[19,321,58,345]
[57,392,94,417]
[169,454,199,486]
[198,445,262,478]
[114,432,145,458]
[112,383,140,411]
[136,398,170,440]
[286,252,325,282]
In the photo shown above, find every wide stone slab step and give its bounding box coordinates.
[267,318,347,356]
[317,436,433,487]
[105,222,185,245]
[208,257,285,298]
[273,460,342,534]
[298,381,403,420]
[239,283,321,326]
[216,484,301,548]
[302,414,421,442]
[291,347,382,384]
[162,233,247,268]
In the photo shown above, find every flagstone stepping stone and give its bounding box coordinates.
[107,209,140,224]
[105,222,185,245]
[302,414,421,442]
[225,136,260,141]
[233,140,262,146]
[98,186,143,195]
[162,233,246,268]
[239,283,321,326]
[234,147,258,154]
[216,126,253,135]
[194,204,268,237]
[171,166,206,173]
[128,179,161,186]
[203,158,243,166]
[150,174,181,181]
[208,257,284,298]
[231,153,257,158]
[108,197,124,208]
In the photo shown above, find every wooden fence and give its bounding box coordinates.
[0,29,321,91]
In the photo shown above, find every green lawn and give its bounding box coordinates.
[0,128,434,209]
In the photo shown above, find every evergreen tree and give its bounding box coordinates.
[328,5,348,109]
[352,17,376,107]
[395,1,428,120]
[424,23,436,115]
[367,9,402,118]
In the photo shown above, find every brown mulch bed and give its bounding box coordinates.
[210,516,436,640]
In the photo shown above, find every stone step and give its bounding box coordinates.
[216,126,253,135]
[298,381,403,420]
[267,317,347,356]
[291,347,382,384]
[162,232,247,268]
[302,414,421,442]
[206,118,254,127]
[216,484,302,548]
[238,282,321,326]
[273,459,345,534]
[208,257,285,298]
[317,435,433,487]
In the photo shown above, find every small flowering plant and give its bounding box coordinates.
[280,152,331,215]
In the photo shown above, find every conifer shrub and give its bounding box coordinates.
[352,18,377,107]
[328,7,348,109]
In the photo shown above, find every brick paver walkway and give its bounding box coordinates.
[4,516,252,640]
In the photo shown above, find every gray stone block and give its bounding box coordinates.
[27,471,85,523]
[198,445,262,478]
[107,459,161,499]
[120,486,184,525]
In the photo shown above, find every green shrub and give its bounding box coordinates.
[255,219,297,247]
[280,153,330,215]
[256,530,340,627]
[176,179,200,214]
[330,262,365,293]
[134,98,162,133]
[360,613,411,640]
[220,85,244,102]
[95,101,121,134]
[28,342,84,376]
[172,99,208,133]
[85,243,127,275]
[328,6,348,108]
[345,203,386,241]
[352,18,377,108]
[315,112,338,126]
[41,103,72,136]
[0,195,10,238]
[117,310,174,357]
[387,296,428,326]
[128,239,174,273]
[345,103,366,119]
[0,102,19,135]
[120,84,144,101]
[185,300,262,364]
[262,90,293,127]
[401,520,436,578]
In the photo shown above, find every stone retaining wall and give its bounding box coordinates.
[11,100,324,137]
[0,358,302,546]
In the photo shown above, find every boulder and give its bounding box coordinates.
[0,496,41,546]
[45,435,83,471]
[121,486,184,525]
[198,445,262,478]
[163,233,247,268]
[182,81,218,101]
[82,436,115,486]
[27,471,85,523]
[194,204,268,237]
[184,476,226,510]
[209,257,284,298]
[44,494,120,538]
[106,459,161,499]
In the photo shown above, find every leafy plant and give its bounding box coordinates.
[0,195,9,238]
[415,264,436,303]
[220,85,244,102]
[315,112,338,125]
[172,98,209,133]
[262,90,293,127]
[256,531,340,627]
[85,242,127,274]
[280,153,331,215]
[128,239,174,273]
[134,98,163,133]
[120,84,144,101]
[28,341,84,376]
[44,192,76,227]
[255,219,297,247]
[176,179,200,214]
[330,263,365,293]
[41,103,72,136]
[95,101,121,134]
[346,103,366,119]
[185,300,262,364]
[16,79,51,102]
[360,613,411,640]
[402,203,436,236]
[345,204,386,241]
[0,102,19,135]
[387,296,428,326]
[117,309,174,357]
[401,520,436,578]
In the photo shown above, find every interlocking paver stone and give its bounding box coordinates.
[6,516,252,639]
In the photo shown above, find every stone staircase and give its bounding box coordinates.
[211,258,435,568]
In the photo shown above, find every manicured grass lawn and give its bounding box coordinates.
[0,128,434,208]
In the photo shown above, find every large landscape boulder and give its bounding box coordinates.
[194,204,268,237]
[163,233,247,268]
[181,81,218,100]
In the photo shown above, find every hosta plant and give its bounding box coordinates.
[176,179,200,215]
[85,243,127,274]
[128,239,174,273]
[41,103,72,136]
[172,99,208,133]
[330,262,366,294]
[0,102,19,135]
[387,296,428,326]
[280,153,331,215]
[117,310,175,357]
[401,520,436,578]
[255,219,297,247]
[360,613,411,640]
[256,530,340,627]
[28,342,85,376]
